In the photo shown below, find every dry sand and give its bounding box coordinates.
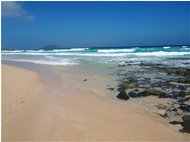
[2,64,189,141]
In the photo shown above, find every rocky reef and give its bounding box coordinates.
[114,64,190,133]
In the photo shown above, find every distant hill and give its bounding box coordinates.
[41,45,69,50]
[1,48,15,51]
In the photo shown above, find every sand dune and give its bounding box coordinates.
[2,64,189,141]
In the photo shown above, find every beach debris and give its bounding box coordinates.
[117,90,129,100]
[83,79,87,81]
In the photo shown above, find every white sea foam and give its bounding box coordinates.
[70,48,88,51]
[97,49,135,53]
[181,47,190,50]
[163,46,171,49]
[3,58,78,66]
[133,51,189,56]
[2,50,24,53]
[31,60,78,65]
[51,49,71,52]
[182,46,187,48]
[26,50,43,52]
[2,51,190,57]
[13,48,89,53]
[2,49,190,66]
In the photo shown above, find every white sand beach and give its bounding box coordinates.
[2,64,189,141]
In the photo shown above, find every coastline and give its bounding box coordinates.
[2,63,189,141]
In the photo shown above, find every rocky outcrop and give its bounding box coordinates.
[165,68,190,78]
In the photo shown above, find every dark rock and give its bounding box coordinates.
[171,107,178,112]
[138,91,149,97]
[169,121,181,125]
[117,87,124,92]
[118,80,136,90]
[179,92,190,96]
[176,79,190,84]
[118,85,127,90]
[165,68,190,78]
[128,91,140,98]
[166,92,184,99]
[178,86,187,91]
[107,87,114,91]
[182,115,190,122]
[180,115,190,133]
[179,104,190,112]
[178,96,190,103]
[117,90,129,100]
[140,88,166,98]
[83,79,87,81]
[134,88,139,92]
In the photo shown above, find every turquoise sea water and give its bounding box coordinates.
[2,46,190,68]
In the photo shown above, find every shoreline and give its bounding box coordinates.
[2,63,189,141]
[2,64,46,140]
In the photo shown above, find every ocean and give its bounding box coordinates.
[2,45,190,68]
[2,45,190,131]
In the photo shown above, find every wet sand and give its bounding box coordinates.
[2,64,189,141]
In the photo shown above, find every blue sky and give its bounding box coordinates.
[2,1,190,49]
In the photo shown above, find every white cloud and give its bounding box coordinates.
[2,1,36,21]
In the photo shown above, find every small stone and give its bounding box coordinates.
[83,79,87,81]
